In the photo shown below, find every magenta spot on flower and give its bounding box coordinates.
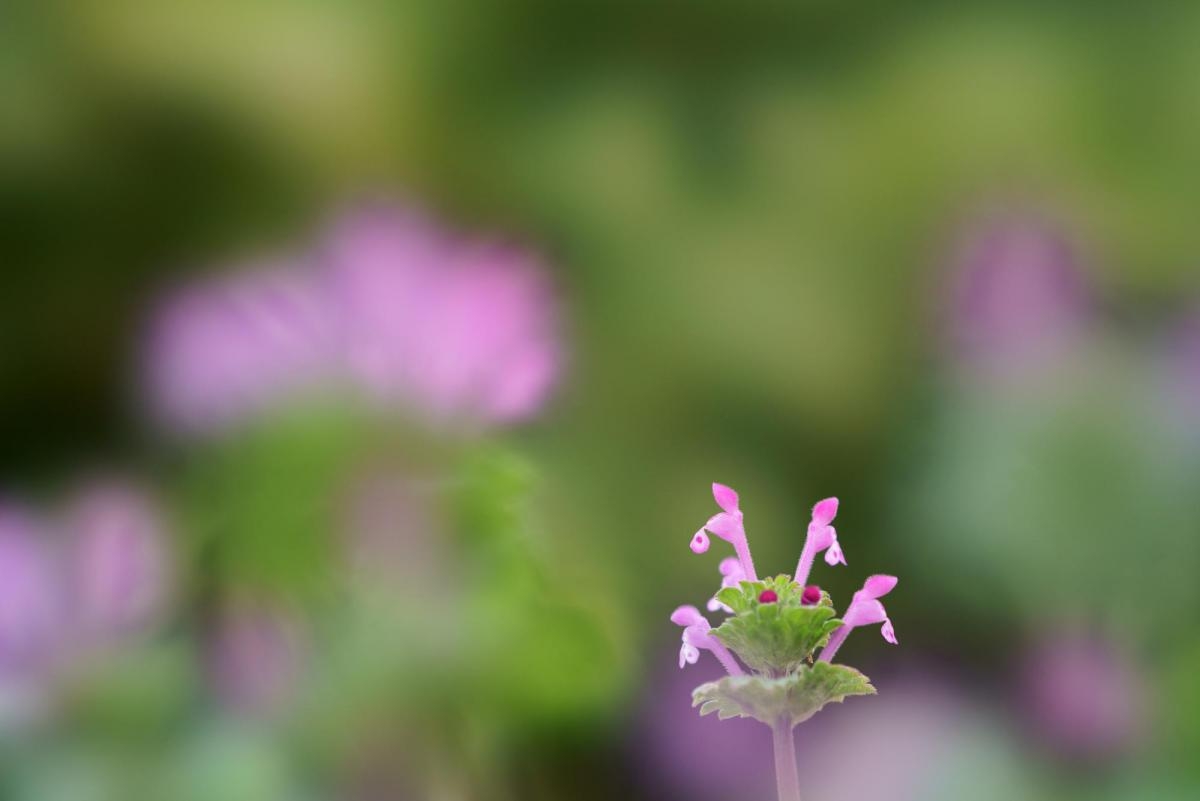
[758,589,778,604]
[801,585,822,605]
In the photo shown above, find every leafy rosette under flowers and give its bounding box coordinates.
[693,661,874,724]
[692,575,875,726]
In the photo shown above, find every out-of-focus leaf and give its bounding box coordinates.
[178,406,370,597]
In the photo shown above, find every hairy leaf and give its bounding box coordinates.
[692,662,875,726]
[712,576,841,672]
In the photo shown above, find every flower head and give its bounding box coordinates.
[143,201,564,435]
[324,203,562,425]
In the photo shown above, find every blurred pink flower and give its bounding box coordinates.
[1017,628,1146,763]
[0,506,62,676]
[946,211,1090,374]
[144,202,563,433]
[339,468,452,596]
[144,263,338,431]
[65,480,172,643]
[323,203,562,426]
[208,597,307,717]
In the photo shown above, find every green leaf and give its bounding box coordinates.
[691,662,875,726]
[711,576,842,673]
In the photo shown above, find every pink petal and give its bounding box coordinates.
[881,618,898,645]
[704,513,740,542]
[712,483,740,514]
[862,574,898,599]
[679,641,700,668]
[811,497,839,526]
[717,556,742,577]
[690,529,711,554]
[809,523,834,551]
[671,605,705,628]
[824,538,846,566]
[845,599,887,628]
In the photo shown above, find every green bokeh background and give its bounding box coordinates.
[3,2,1200,799]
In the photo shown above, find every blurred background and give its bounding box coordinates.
[3,2,1200,799]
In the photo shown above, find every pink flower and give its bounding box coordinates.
[689,483,757,583]
[65,480,172,643]
[143,264,338,432]
[143,201,564,435]
[819,575,899,663]
[1017,629,1146,762]
[706,557,747,613]
[208,596,307,717]
[793,497,845,589]
[0,506,63,675]
[946,211,1089,374]
[323,204,562,426]
[670,605,744,676]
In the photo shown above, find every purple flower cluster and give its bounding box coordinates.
[674,483,898,676]
[0,481,171,682]
[945,210,1090,376]
[144,203,562,433]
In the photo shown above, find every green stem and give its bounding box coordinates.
[772,716,801,801]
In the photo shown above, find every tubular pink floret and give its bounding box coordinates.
[707,557,747,612]
[819,575,899,663]
[687,484,757,582]
[794,496,846,587]
[670,605,744,676]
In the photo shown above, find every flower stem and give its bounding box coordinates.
[709,642,745,676]
[733,537,758,583]
[819,625,850,663]
[793,540,815,588]
[772,716,801,801]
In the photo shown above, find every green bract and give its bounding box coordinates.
[712,575,843,674]
[692,662,875,725]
